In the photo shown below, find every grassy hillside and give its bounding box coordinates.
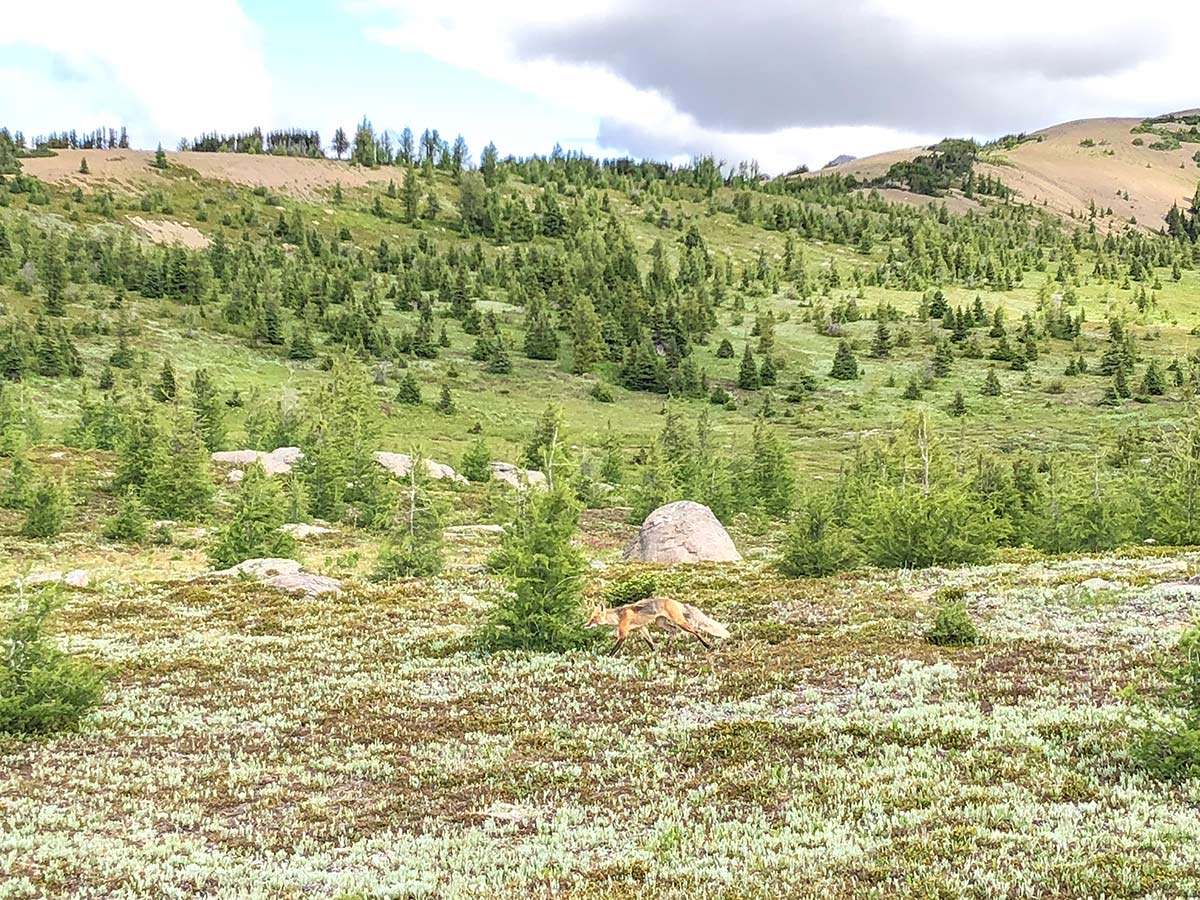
[5,139,1200,468]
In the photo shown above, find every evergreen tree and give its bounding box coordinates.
[152,143,168,169]
[487,344,512,374]
[288,325,316,360]
[401,165,420,222]
[481,480,590,652]
[870,321,892,358]
[716,338,735,359]
[191,368,225,452]
[1,451,33,510]
[435,384,455,415]
[778,494,857,577]
[209,464,297,568]
[570,294,605,374]
[480,141,500,187]
[1113,366,1131,399]
[332,127,349,160]
[141,413,214,520]
[102,488,148,543]
[374,452,443,579]
[948,390,967,417]
[1141,359,1167,397]
[460,436,491,483]
[299,355,391,527]
[522,405,564,472]
[42,241,67,317]
[981,367,1002,396]
[152,359,177,403]
[22,478,68,538]
[759,354,778,386]
[738,345,760,390]
[523,294,560,361]
[742,417,794,516]
[829,340,859,380]
[395,371,422,405]
[932,341,954,378]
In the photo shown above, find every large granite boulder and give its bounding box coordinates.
[622,501,741,564]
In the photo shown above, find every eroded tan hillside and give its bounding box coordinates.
[818,113,1200,232]
[19,148,398,199]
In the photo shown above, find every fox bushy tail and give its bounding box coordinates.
[681,603,730,639]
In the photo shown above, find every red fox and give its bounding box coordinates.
[587,597,731,655]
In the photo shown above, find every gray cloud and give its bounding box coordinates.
[515,0,1160,136]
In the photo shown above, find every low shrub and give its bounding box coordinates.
[778,496,858,577]
[102,488,148,543]
[22,478,68,538]
[925,588,980,646]
[1131,623,1200,782]
[1,586,104,736]
[602,571,657,606]
[373,533,443,580]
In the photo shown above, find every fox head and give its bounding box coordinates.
[586,604,614,628]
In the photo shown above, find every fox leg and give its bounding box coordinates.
[665,609,712,650]
[639,627,656,651]
[609,614,632,656]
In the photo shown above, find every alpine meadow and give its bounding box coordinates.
[3,41,1200,898]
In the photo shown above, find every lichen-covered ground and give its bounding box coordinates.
[3,521,1200,899]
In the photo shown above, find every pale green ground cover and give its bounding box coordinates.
[3,508,1199,898]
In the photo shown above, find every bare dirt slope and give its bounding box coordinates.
[818,113,1200,231]
[20,149,399,200]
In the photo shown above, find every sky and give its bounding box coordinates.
[1,0,1197,174]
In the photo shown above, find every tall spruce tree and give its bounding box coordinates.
[191,368,226,452]
[570,294,605,374]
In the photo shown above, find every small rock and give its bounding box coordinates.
[262,447,302,476]
[1150,581,1200,596]
[490,461,547,491]
[210,558,303,579]
[211,450,261,467]
[63,569,91,588]
[49,451,66,460]
[443,524,505,537]
[19,569,90,589]
[473,801,537,824]
[374,452,467,484]
[22,571,65,586]
[262,572,344,597]
[226,469,245,484]
[279,522,336,540]
[211,447,303,477]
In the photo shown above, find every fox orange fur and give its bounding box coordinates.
[587,597,730,655]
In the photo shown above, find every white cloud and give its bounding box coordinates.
[1,0,272,146]
[358,0,1200,174]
